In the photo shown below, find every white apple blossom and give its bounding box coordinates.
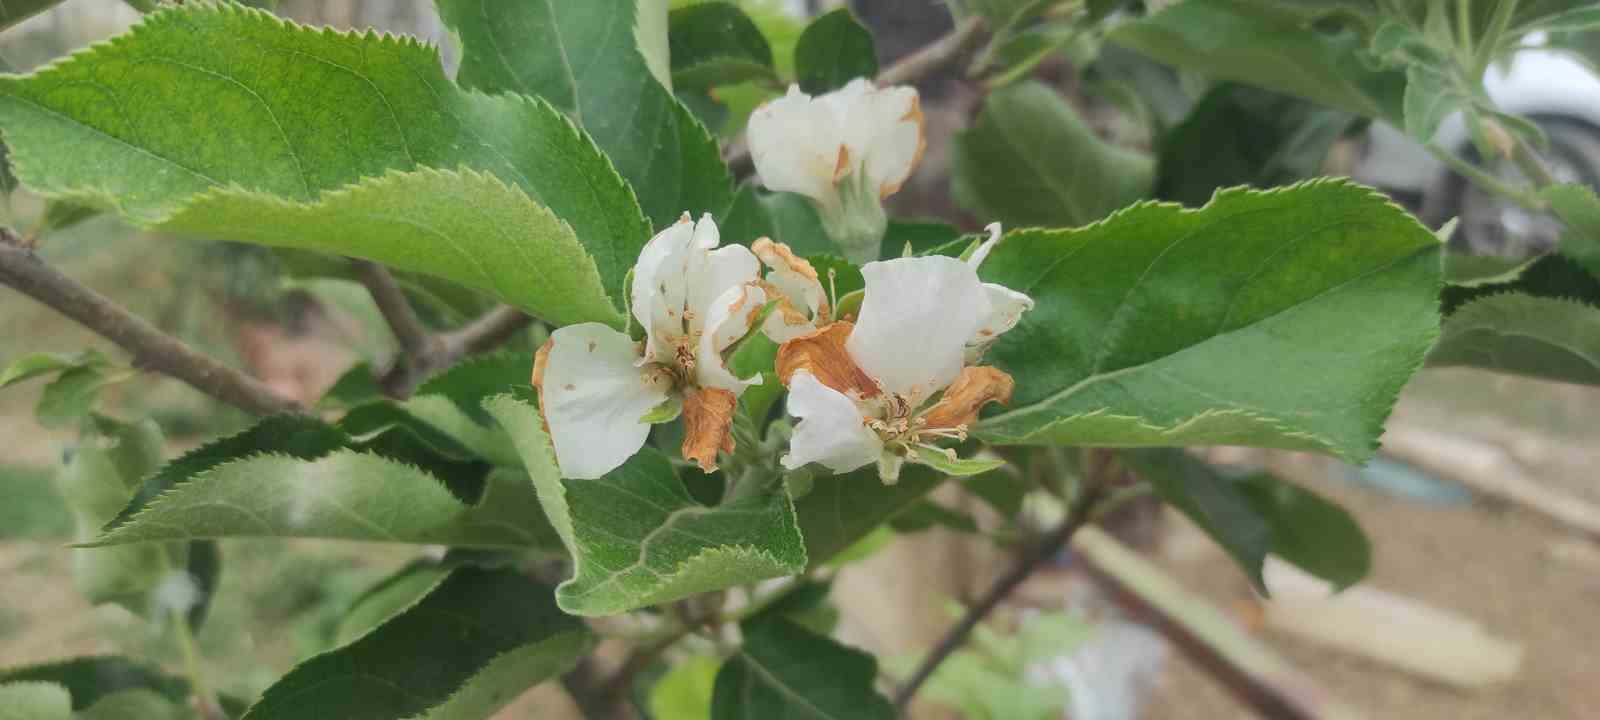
[535,213,765,479]
[747,79,925,263]
[776,224,1035,482]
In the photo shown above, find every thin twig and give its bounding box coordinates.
[376,303,532,398]
[892,450,1113,709]
[0,231,303,417]
[724,16,989,179]
[352,259,434,357]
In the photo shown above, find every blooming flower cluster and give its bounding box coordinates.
[747,79,925,263]
[533,79,1033,484]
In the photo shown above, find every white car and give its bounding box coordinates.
[1353,42,1600,255]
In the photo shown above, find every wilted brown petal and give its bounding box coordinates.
[920,365,1014,430]
[776,321,880,398]
[682,386,738,473]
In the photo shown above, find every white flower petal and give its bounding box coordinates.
[753,238,828,343]
[696,283,767,392]
[684,240,760,339]
[967,282,1034,362]
[847,255,989,400]
[748,85,842,205]
[968,222,1004,268]
[631,216,697,364]
[538,323,670,479]
[829,80,922,199]
[782,370,882,474]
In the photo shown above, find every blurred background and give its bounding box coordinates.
[2,1,1598,719]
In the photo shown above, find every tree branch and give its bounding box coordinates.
[893,449,1114,709]
[0,231,303,417]
[725,16,988,179]
[377,303,533,398]
[353,259,434,357]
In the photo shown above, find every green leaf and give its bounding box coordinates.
[0,657,188,711]
[1441,249,1542,288]
[1123,448,1271,590]
[242,567,592,720]
[1402,63,1474,143]
[0,349,105,387]
[1157,83,1355,207]
[670,2,777,89]
[711,617,894,720]
[1109,0,1405,123]
[888,499,980,534]
[1125,448,1369,590]
[162,168,620,328]
[486,393,807,615]
[1428,293,1600,386]
[0,4,646,317]
[792,464,944,569]
[976,180,1441,463]
[0,0,64,31]
[57,421,172,615]
[77,689,188,720]
[1441,252,1600,313]
[438,0,734,229]
[1234,473,1369,590]
[36,366,111,428]
[90,413,560,549]
[911,446,1006,477]
[793,9,878,95]
[0,682,70,720]
[649,656,721,720]
[952,81,1154,228]
[1545,183,1600,278]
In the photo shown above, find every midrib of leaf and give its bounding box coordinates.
[734,653,836,720]
[982,242,1432,440]
[988,98,1087,223]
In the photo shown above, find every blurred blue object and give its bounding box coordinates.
[1335,456,1474,505]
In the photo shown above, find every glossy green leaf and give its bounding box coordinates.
[1109,0,1405,123]
[952,81,1154,228]
[438,0,734,229]
[0,682,70,720]
[486,393,807,615]
[1428,293,1600,385]
[0,657,188,711]
[794,9,878,95]
[0,4,646,317]
[1157,83,1354,207]
[711,617,894,720]
[89,413,559,549]
[976,180,1440,463]
[243,567,592,720]
[161,168,620,328]
[670,2,777,89]
[792,464,943,569]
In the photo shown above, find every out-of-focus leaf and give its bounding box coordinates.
[794,9,878,95]
[1123,448,1271,590]
[793,464,944,569]
[952,81,1154,227]
[670,2,777,89]
[0,657,188,711]
[243,567,592,720]
[1110,0,1405,123]
[649,656,721,720]
[711,617,894,720]
[0,682,70,720]
[1428,293,1600,386]
[1545,183,1600,277]
[1157,84,1354,207]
